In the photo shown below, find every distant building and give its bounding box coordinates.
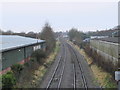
[90,36,108,39]
[0,35,46,74]
[63,35,69,40]
[90,29,119,39]
[112,30,120,37]
[89,29,120,68]
[83,38,90,43]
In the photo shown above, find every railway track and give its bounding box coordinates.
[67,43,88,89]
[40,39,99,89]
[46,41,88,89]
[46,43,66,89]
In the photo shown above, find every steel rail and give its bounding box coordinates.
[73,60,76,90]
[57,43,66,89]
[68,44,76,89]
[46,43,66,89]
[67,43,88,89]
[46,56,62,90]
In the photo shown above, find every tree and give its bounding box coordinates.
[40,23,56,54]
[26,31,37,38]
[0,29,4,35]
[68,28,87,47]
[5,30,14,35]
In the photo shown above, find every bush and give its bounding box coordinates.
[31,49,46,64]
[84,44,117,77]
[11,64,24,74]
[24,62,29,66]
[2,71,16,88]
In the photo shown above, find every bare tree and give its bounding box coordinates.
[40,23,56,54]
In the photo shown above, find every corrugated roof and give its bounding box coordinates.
[0,35,45,52]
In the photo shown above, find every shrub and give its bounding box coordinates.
[11,64,24,74]
[31,49,46,64]
[2,71,16,88]
[84,44,117,77]
[24,62,29,66]
[30,57,35,62]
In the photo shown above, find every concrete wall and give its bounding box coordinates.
[90,39,119,66]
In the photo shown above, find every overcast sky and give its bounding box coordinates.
[0,0,119,33]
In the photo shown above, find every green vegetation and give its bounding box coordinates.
[84,44,117,77]
[54,42,60,54]
[40,22,56,55]
[70,42,117,88]
[11,64,24,74]
[46,41,60,65]
[68,28,88,41]
[2,71,16,88]
[31,49,46,64]
[11,41,60,88]
[32,41,60,87]
[104,75,117,88]
[68,28,88,48]
[1,23,57,88]
[84,45,117,88]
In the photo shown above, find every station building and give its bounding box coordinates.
[0,35,46,74]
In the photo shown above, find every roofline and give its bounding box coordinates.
[90,39,119,45]
[1,40,45,53]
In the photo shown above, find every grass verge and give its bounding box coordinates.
[68,41,117,88]
[31,41,60,87]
